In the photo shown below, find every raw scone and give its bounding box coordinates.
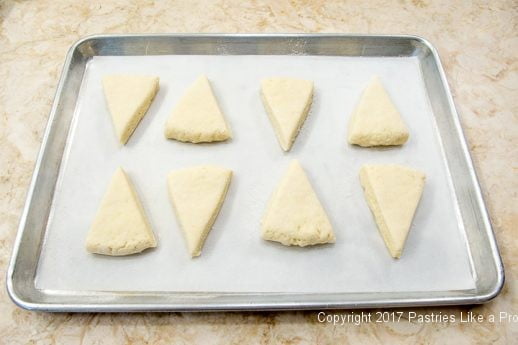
[167,165,232,257]
[102,75,159,145]
[261,160,335,246]
[86,167,157,256]
[260,78,314,151]
[165,75,231,143]
[359,164,425,258]
[348,76,409,147]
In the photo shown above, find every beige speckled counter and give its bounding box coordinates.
[0,0,516,344]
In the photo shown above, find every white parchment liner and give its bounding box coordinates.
[35,55,475,293]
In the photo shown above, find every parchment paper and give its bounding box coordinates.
[35,54,475,293]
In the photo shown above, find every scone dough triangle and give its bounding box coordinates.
[102,75,159,145]
[86,167,157,256]
[360,164,425,258]
[348,76,409,147]
[167,165,232,257]
[262,160,335,246]
[260,78,314,151]
[165,75,232,143]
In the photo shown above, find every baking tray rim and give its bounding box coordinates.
[6,33,504,312]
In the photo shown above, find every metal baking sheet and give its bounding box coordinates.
[7,34,504,311]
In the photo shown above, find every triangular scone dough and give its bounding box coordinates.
[348,76,409,147]
[260,78,314,151]
[102,75,159,145]
[262,160,335,246]
[86,167,157,256]
[359,164,425,258]
[167,165,232,257]
[165,76,231,143]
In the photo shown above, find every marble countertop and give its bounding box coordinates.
[0,0,516,343]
